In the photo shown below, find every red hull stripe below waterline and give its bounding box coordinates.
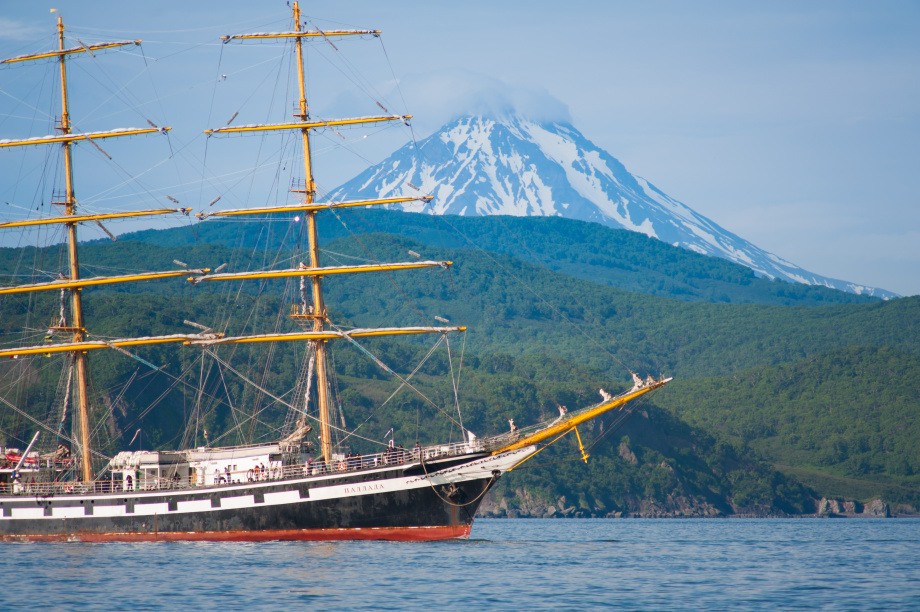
[0,524,472,543]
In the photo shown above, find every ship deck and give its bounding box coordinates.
[0,439,502,498]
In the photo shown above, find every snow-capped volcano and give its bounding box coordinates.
[329,115,895,299]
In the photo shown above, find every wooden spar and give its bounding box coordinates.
[0,269,209,295]
[195,196,432,219]
[0,127,169,148]
[185,261,448,284]
[0,327,463,358]
[0,208,191,229]
[1,39,141,64]
[492,378,671,456]
[203,115,407,136]
[0,333,224,358]
[187,326,466,347]
[222,29,380,42]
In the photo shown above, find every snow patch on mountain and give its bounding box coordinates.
[327,115,897,299]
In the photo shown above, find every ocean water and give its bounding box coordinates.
[3,518,919,611]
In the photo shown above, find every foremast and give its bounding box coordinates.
[208,2,448,463]
[293,2,334,463]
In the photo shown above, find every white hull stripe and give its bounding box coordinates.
[2,447,536,521]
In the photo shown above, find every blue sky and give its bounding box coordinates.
[1,1,918,295]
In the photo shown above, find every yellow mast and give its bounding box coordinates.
[1,19,172,482]
[55,16,93,483]
[291,2,334,463]
[208,5,414,463]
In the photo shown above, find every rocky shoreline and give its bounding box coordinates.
[478,488,919,519]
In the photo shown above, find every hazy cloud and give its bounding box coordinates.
[0,18,45,42]
[394,71,571,135]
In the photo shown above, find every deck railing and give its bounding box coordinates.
[0,438,497,497]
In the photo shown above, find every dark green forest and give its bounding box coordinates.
[656,346,920,506]
[1,211,917,515]
[125,210,879,307]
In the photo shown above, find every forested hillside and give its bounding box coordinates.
[1,215,917,515]
[481,404,815,518]
[656,346,920,506]
[5,235,917,382]
[123,211,879,306]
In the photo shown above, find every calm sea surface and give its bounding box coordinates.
[3,518,919,610]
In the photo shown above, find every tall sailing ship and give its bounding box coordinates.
[0,5,669,541]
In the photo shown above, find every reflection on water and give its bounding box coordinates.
[3,518,919,610]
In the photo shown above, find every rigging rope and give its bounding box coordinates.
[0,394,111,461]
[333,208,615,429]
[202,348,382,448]
[327,321,461,428]
[322,203,433,326]
[217,360,245,445]
[337,333,447,447]
[57,356,74,439]
[445,333,465,432]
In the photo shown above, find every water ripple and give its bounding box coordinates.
[2,518,919,610]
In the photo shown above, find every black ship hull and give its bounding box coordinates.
[0,447,534,542]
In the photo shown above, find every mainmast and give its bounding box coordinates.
[291,2,334,463]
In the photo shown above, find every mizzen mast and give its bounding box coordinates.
[52,17,95,484]
[0,17,175,482]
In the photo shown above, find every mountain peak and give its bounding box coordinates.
[329,114,897,299]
